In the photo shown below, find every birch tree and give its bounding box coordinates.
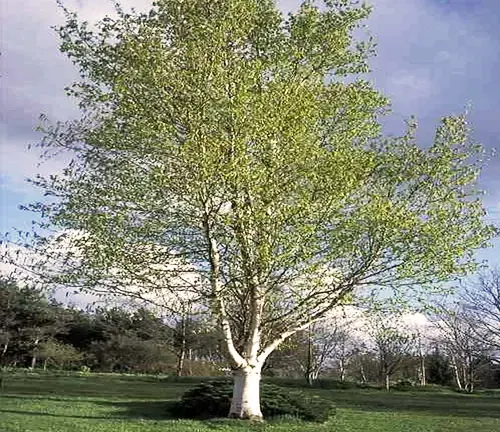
[366,312,417,390]
[434,304,493,392]
[292,317,347,385]
[462,268,500,350]
[13,0,496,420]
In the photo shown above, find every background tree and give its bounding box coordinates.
[367,312,417,390]
[37,339,83,370]
[331,324,358,382]
[461,268,500,351]
[284,320,340,385]
[415,331,428,386]
[282,315,355,385]
[347,341,376,384]
[0,278,19,365]
[426,347,453,386]
[303,321,336,385]
[433,303,493,392]
[0,277,68,368]
[9,0,496,420]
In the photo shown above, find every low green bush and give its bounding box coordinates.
[393,379,416,391]
[171,379,335,422]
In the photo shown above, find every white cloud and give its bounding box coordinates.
[0,139,71,194]
[386,70,433,109]
[1,228,206,313]
[1,0,154,188]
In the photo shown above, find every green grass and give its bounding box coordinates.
[0,372,499,431]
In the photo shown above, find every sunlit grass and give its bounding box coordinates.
[0,372,499,431]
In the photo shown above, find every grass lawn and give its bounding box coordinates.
[0,372,499,431]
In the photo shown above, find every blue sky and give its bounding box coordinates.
[1,0,499,268]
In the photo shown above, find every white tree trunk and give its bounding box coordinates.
[339,359,346,382]
[451,356,463,390]
[360,362,367,383]
[31,338,40,370]
[419,354,426,386]
[229,366,263,420]
[1,339,9,362]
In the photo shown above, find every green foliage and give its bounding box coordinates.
[88,335,176,373]
[0,279,222,374]
[172,380,335,422]
[0,277,71,367]
[392,379,416,391]
[37,339,83,368]
[79,365,91,375]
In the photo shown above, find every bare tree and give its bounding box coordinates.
[329,324,359,382]
[433,304,493,392]
[301,316,354,385]
[462,268,500,351]
[416,331,427,386]
[367,312,417,390]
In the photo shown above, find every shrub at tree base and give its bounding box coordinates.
[171,380,335,422]
[393,379,416,391]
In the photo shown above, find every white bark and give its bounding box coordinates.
[339,359,346,382]
[31,338,40,369]
[204,214,245,369]
[1,339,9,359]
[229,366,263,420]
[451,356,463,390]
[359,362,367,383]
[419,354,426,386]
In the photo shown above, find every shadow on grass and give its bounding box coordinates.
[96,393,500,422]
[0,375,188,400]
[95,399,178,420]
[2,391,500,425]
[2,374,500,423]
[203,419,268,430]
[0,395,178,422]
[314,389,500,419]
[0,408,110,420]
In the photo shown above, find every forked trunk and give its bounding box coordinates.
[229,366,263,420]
[305,371,315,386]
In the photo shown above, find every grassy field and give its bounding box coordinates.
[0,372,499,431]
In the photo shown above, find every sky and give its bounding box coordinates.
[1,0,499,272]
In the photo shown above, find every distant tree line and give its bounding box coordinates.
[0,277,225,376]
[1,275,498,390]
[266,318,500,391]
